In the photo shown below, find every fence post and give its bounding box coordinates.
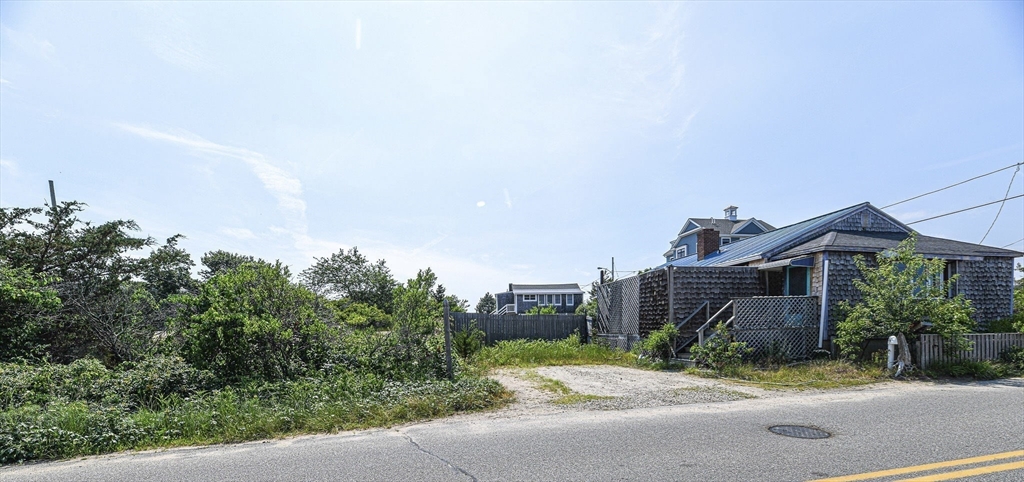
[667,266,674,328]
[443,300,453,380]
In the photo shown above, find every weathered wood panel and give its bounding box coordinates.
[918,333,1024,368]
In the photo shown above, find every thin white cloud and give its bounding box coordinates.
[476,201,485,207]
[0,25,56,60]
[355,19,362,50]
[0,78,10,85]
[504,188,513,209]
[117,123,328,259]
[0,158,17,174]
[135,4,211,71]
[219,227,257,240]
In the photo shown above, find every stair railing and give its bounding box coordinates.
[697,300,735,346]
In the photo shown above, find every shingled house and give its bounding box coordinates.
[639,202,1021,354]
[663,206,775,263]
[494,283,585,315]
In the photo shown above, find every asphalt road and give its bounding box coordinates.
[3,379,1023,481]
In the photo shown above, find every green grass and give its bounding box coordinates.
[471,335,637,371]
[518,369,613,405]
[686,360,888,390]
[0,375,512,465]
[922,360,1023,380]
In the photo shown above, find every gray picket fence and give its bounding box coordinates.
[451,313,588,345]
[918,333,1024,368]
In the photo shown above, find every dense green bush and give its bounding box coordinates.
[0,356,214,412]
[172,263,337,384]
[633,323,677,362]
[452,324,485,360]
[999,346,1024,372]
[689,322,751,370]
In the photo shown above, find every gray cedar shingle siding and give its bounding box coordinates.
[956,257,1015,327]
[638,267,762,336]
[495,292,514,309]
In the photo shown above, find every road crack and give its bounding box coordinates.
[401,433,478,482]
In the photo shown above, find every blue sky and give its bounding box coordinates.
[2,2,1022,302]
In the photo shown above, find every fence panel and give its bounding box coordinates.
[595,277,640,336]
[451,313,586,344]
[918,333,1024,368]
[731,296,820,360]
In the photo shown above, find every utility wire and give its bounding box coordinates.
[881,161,1023,209]
[1002,237,1024,248]
[905,194,1024,225]
[980,165,1020,244]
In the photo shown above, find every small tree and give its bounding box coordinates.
[835,234,975,358]
[476,292,496,314]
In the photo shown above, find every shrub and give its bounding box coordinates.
[835,234,975,358]
[690,322,751,370]
[172,263,337,384]
[924,360,1003,380]
[452,324,485,360]
[999,346,1024,372]
[633,324,677,362]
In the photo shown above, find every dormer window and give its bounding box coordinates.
[674,246,687,259]
[721,238,731,246]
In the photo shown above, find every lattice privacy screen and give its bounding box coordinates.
[731,296,820,359]
[595,276,640,336]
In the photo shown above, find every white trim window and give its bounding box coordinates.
[523,294,537,302]
[674,246,687,259]
[554,294,561,305]
[566,294,574,305]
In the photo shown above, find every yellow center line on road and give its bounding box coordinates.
[895,460,1024,481]
[809,450,1024,482]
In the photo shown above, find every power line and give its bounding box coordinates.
[905,194,1024,225]
[881,161,1023,209]
[980,165,1020,244]
[1002,237,1024,248]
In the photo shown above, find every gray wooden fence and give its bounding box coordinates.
[918,333,1024,368]
[451,313,587,345]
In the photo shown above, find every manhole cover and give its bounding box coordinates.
[769,425,831,439]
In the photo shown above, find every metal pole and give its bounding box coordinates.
[611,257,615,281]
[443,299,453,380]
[48,180,57,210]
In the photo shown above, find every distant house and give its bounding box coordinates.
[664,206,775,263]
[495,283,585,315]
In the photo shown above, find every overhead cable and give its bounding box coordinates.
[980,165,1021,244]
[1002,237,1024,248]
[905,194,1024,225]
[881,161,1023,209]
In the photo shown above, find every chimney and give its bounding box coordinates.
[724,205,738,221]
[696,228,720,261]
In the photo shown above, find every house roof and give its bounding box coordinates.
[660,202,1021,269]
[666,217,776,256]
[509,283,584,294]
[777,231,1024,260]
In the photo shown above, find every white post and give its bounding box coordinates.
[887,335,898,370]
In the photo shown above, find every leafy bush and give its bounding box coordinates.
[452,324,485,360]
[983,316,1022,333]
[172,262,337,384]
[633,323,677,362]
[689,322,751,370]
[924,360,1004,380]
[999,346,1024,372]
[756,339,791,367]
[524,305,557,315]
[0,356,214,412]
[335,301,393,329]
[835,234,975,358]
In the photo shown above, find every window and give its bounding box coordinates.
[674,246,687,259]
[554,294,561,305]
[566,294,574,305]
[523,294,537,302]
[721,238,731,246]
[785,266,809,296]
[546,294,553,305]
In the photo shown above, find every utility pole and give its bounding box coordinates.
[611,257,615,281]
[443,299,453,380]
[48,180,57,211]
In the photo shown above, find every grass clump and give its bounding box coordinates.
[472,334,636,370]
[686,360,887,390]
[518,370,612,405]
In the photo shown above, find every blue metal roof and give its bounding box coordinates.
[658,202,880,268]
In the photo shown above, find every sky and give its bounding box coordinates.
[1,1,1022,302]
